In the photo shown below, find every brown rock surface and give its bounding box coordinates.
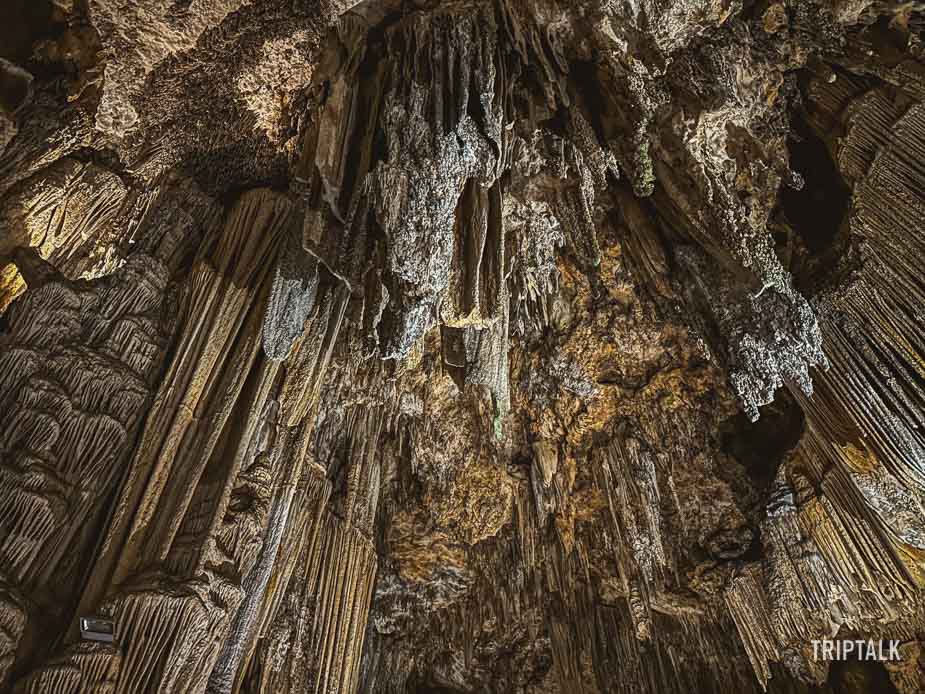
[0,0,924,692]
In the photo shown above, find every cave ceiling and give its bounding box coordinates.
[1,0,925,693]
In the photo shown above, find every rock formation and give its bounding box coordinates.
[0,0,924,692]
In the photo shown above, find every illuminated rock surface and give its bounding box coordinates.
[1,1,924,692]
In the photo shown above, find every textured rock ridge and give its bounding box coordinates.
[0,0,925,693]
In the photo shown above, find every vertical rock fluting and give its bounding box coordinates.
[14,188,291,693]
[1,0,925,693]
[0,173,218,684]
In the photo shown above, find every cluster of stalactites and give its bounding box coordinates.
[292,1,622,422]
[1,183,379,694]
[722,66,925,691]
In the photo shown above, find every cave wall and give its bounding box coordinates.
[0,0,924,693]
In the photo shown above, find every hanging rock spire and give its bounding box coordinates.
[1,1,925,693]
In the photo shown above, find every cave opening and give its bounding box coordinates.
[779,112,851,256]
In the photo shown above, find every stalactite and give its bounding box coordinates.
[0,174,218,687]
[716,69,925,688]
[224,462,331,694]
[15,642,122,694]
[263,227,321,362]
[16,189,296,693]
[4,1,925,693]
[0,579,27,686]
[676,243,827,422]
[306,514,377,694]
[242,507,377,694]
[596,436,666,583]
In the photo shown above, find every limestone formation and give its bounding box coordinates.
[1,0,925,692]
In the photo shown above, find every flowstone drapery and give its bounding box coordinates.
[1,1,925,692]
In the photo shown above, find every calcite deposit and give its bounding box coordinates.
[1,0,924,692]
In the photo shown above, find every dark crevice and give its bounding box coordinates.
[720,388,805,492]
[568,59,608,133]
[0,0,56,64]
[780,114,851,256]
[828,656,900,694]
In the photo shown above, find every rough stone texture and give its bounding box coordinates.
[0,58,33,157]
[0,0,924,693]
[88,0,253,139]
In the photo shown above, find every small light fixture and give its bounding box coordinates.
[79,616,115,643]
